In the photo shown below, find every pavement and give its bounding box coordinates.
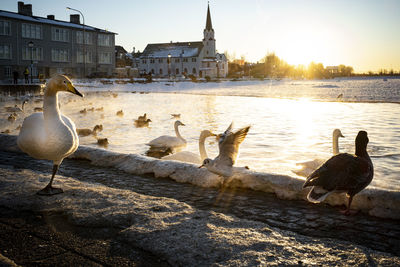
[0,148,399,266]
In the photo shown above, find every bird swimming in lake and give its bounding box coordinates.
[171,113,181,119]
[293,129,345,177]
[76,124,103,137]
[116,110,124,116]
[199,123,250,177]
[17,75,83,195]
[162,130,217,164]
[134,118,152,128]
[96,137,109,147]
[303,130,373,215]
[146,120,186,153]
[5,100,27,113]
[137,113,147,122]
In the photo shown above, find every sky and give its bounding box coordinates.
[2,0,400,73]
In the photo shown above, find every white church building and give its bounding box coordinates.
[137,4,228,78]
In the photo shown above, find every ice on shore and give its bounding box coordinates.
[1,133,399,220]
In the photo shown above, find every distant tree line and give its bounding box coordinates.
[227,52,400,79]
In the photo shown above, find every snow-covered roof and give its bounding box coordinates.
[0,10,116,34]
[141,42,203,58]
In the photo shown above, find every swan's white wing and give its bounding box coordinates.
[17,113,46,158]
[162,151,201,164]
[61,115,79,156]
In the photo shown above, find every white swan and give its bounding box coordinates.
[292,129,344,177]
[17,75,83,195]
[161,130,216,164]
[146,120,186,152]
[199,124,250,177]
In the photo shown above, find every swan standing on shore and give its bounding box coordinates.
[17,75,83,195]
[146,120,186,153]
[292,129,345,177]
[199,124,250,177]
[303,131,373,215]
[162,130,217,164]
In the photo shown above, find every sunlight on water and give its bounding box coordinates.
[1,78,399,191]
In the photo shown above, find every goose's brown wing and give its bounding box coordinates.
[303,153,372,195]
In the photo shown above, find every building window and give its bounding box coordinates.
[98,34,111,46]
[159,69,163,75]
[192,58,196,62]
[51,49,69,62]
[151,69,154,74]
[99,52,112,64]
[184,68,188,74]
[76,31,92,44]
[4,66,12,77]
[22,46,43,61]
[0,20,11,36]
[183,58,188,62]
[192,68,196,74]
[0,44,12,59]
[150,59,155,63]
[175,58,180,63]
[142,59,147,64]
[206,51,209,55]
[52,27,69,42]
[77,50,93,63]
[158,58,163,63]
[207,62,210,67]
[22,23,42,39]
[176,68,179,74]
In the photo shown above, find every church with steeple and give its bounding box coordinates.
[137,4,228,78]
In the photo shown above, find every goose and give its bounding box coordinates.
[292,129,345,177]
[171,113,181,119]
[137,113,147,122]
[7,113,17,122]
[199,124,250,177]
[146,120,186,152]
[97,137,109,147]
[116,110,124,116]
[5,100,27,113]
[303,131,373,215]
[76,124,103,137]
[17,75,83,195]
[134,119,152,128]
[162,130,217,164]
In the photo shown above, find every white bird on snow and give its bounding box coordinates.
[17,75,83,195]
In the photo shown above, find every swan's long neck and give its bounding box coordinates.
[199,134,208,161]
[174,124,184,141]
[332,134,340,155]
[43,91,62,126]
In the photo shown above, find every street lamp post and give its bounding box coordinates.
[67,7,85,78]
[167,53,171,80]
[28,41,34,84]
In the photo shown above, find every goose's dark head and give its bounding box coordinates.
[355,130,369,156]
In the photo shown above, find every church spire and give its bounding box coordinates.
[205,3,213,31]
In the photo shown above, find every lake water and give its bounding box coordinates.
[1,77,399,191]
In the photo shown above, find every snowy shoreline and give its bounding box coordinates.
[1,134,399,220]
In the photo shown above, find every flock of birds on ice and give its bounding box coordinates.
[4,75,374,216]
